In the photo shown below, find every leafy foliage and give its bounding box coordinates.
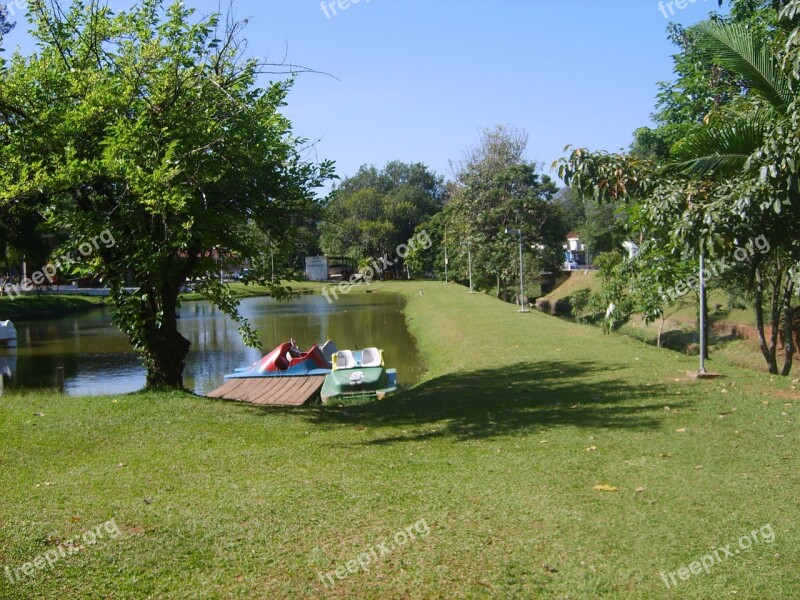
[319,161,444,269]
[450,127,564,299]
[0,0,333,388]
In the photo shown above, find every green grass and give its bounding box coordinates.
[538,269,602,305]
[1,281,798,598]
[0,295,106,320]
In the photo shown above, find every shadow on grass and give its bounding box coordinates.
[656,326,744,355]
[302,361,686,443]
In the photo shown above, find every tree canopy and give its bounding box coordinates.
[557,0,800,375]
[319,161,444,271]
[0,0,333,388]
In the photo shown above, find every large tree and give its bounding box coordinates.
[561,1,800,375]
[664,12,800,374]
[0,0,333,388]
[449,126,564,300]
[319,161,444,271]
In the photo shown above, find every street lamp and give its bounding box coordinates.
[462,241,475,294]
[444,226,449,284]
[504,228,529,313]
[698,251,707,375]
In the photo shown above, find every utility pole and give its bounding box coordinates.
[505,229,529,313]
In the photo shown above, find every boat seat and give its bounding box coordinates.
[335,350,356,369]
[361,347,382,367]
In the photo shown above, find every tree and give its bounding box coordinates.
[449,126,563,300]
[0,0,333,389]
[319,161,444,272]
[663,15,800,374]
[560,1,800,374]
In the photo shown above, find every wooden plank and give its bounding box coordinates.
[207,378,247,398]
[208,376,326,406]
[250,378,291,405]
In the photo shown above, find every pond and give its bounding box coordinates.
[0,292,423,397]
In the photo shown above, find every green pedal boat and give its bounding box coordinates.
[320,347,397,403]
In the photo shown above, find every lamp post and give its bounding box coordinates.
[698,252,707,375]
[444,226,448,284]
[505,228,529,313]
[462,241,475,294]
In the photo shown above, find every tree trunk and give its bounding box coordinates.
[143,285,191,389]
[657,316,666,348]
[754,266,779,374]
[768,259,784,367]
[781,279,795,377]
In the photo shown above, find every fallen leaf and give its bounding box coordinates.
[586,446,597,452]
[117,463,127,468]
[694,465,704,470]
[235,574,244,582]
[659,453,670,458]
[593,484,619,492]
[763,400,770,406]
[539,440,548,444]
[33,413,46,417]
[635,487,646,493]
[676,428,686,433]
[70,516,81,523]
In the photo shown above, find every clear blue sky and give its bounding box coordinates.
[3,0,727,183]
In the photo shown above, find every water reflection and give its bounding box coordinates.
[1,293,422,397]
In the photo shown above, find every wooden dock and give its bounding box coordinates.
[207,375,326,406]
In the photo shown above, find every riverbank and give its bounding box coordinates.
[1,281,797,598]
[536,270,778,374]
[0,295,107,321]
[0,281,326,321]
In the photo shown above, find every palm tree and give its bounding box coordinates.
[669,22,793,177]
[667,19,800,375]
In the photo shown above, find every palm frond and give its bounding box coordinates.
[692,22,794,114]
[665,111,772,178]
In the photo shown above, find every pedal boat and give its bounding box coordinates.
[320,347,397,403]
[224,339,336,380]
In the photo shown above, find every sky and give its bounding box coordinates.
[2,0,728,185]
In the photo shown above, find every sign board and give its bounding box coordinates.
[305,256,329,281]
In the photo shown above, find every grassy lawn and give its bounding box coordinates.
[178,281,326,302]
[0,295,107,321]
[1,281,798,598]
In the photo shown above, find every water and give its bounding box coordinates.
[0,293,423,396]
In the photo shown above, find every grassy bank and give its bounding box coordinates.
[178,280,327,302]
[1,281,798,598]
[0,295,107,321]
[0,281,323,321]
